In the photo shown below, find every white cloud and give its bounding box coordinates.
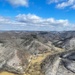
[16,14,69,27]
[0,14,74,31]
[47,0,59,4]
[71,4,75,9]
[57,0,75,9]
[7,0,29,7]
[47,0,64,4]
[0,16,26,26]
[48,0,75,9]
[0,16,11,25]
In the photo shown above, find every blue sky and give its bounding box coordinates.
[0,0,75,31]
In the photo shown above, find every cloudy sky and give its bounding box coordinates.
[0,0,75,31]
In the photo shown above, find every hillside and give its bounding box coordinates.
[0,31,75,75]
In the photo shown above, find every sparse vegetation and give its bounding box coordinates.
[0,31,75,75]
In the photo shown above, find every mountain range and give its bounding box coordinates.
[0,31,75,75]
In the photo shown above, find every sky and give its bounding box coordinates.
[0,0,75,31]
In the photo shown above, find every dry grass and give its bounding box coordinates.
[0,72,15,75]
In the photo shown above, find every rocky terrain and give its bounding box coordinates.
[0,31,75,75]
